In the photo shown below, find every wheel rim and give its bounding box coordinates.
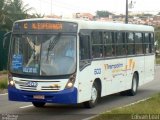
[91,85,98,103]
[132,77,137,92]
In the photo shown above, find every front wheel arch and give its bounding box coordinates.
[83,79,101,108]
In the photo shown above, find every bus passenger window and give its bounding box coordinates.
[150,33,154,53]
[127,32,135,55]
[80,35,90,60]
[144,33,149,54]
[116,32,126,56]
[91,31,103,58]
[135,33,143,54]
[92,45,103,58]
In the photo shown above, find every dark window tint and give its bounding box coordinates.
[92,31,103,44]
[127,33,134,43]
[150,33,154,53]
[135,44,143,54]
[104,45,115,57]
[80,36,90,60]
[92,31,103,58]
[104,32,113,44]
[92,45,103,58]
[127,32,135,55]
[135,33,143,54]
[116,32,126,56]
[145,44,150,54]
[135,33,142,43]
[127,44,135,55]
[116,44,126,56]
[145,33,149,43]
[116,32,125,43]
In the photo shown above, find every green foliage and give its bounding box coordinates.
[0,0,33,31]
[155,27,160,49]
[0,70,7,74]
[96,10,114,18]
[30,13,45,18]
[0,77,7,89]
[156,55,160,64]
[92,93,160,120]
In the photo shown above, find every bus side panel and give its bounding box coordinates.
[103,58,127,94]
[135,56,145,86]
[144,55,155,84]
[77,61,104,103]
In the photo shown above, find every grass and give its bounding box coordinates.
[0,70,7,75]
[0,75,7,89]
[92,93,160,120]
[156,55,160,64]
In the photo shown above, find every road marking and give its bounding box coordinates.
[82,115,99,120]
[83,97,151,120]
[120,97,151,108]
[20,105,33,109]
[0,93,8,96]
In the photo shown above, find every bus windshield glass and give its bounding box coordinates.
[9,34,76,76]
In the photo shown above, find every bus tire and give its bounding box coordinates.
[83,82,99,108]
[32,102,46,107]
[127,73,138,96]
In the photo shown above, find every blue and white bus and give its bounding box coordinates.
[8,18,155,108]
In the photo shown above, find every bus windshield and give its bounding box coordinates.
[9,34,76,76]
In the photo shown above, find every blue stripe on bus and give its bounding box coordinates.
[8,86,77,104]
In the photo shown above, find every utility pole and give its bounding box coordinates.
[125,0,128,24]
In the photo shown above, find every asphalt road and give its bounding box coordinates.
[0,66,160,120]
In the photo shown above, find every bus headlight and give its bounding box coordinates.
[65,73,76,89]
[8,73,15,86]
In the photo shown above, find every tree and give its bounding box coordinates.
[0,0,33,31]
[96,10,114,18]
[155,27,160,50]
[0,0,12,31]
[30,13,45,18]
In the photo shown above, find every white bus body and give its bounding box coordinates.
[8,19,155,108]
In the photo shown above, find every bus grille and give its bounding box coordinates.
[14,79,61,92]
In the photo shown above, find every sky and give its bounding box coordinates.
[23,0,160,16]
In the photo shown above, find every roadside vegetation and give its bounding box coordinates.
[0,70,7,74]
[156,55,160,64]
[0,75,7,90]
[92,93,160,120]
[0,70,7,89]
[0,0,44,32]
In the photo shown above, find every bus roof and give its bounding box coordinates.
[15,18,154,32]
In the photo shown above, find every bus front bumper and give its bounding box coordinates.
[8,86,77,104]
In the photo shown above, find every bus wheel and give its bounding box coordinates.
[128,73,138,96]
[32,102,46,107]
[83,82,99,108]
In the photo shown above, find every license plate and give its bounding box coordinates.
[33,95,45,100]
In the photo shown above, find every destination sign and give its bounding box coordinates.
[23,22,63,30]
[13,21,78,33]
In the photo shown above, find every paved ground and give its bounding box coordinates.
[0,66,160,120]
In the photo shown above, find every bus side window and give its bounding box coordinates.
[144,33,149,54]
[127,32,135,55]
[104,32,115,57]
[116,32,126,56]
[80,35,90,60]
[91,31,103,58]
[150,33,154,53]
[135,33,143,54]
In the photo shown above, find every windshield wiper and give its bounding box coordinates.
[46,33,61,61]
